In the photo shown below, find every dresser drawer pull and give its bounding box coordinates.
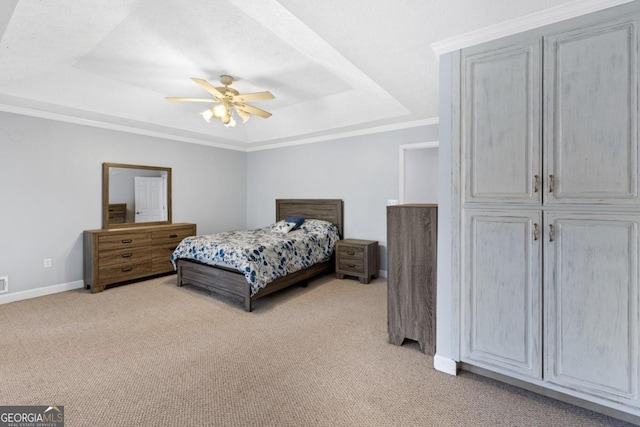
[121,266,133,272]
[121,253,133,258]
[169,234,179,238]
[121,239,133,244]
[347,263,356,268]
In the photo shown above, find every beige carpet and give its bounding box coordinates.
[0,274,634,426]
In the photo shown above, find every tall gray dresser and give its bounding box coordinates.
[386,204,438,355]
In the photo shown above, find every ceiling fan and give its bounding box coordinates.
[166,75,274,127]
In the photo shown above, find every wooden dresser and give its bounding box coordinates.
[84,223,196,293]
[387,204,437,355]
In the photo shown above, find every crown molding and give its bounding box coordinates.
[0,103,247,152]
[0,102,439,153]
[431,0,634,56]
[245,117,440,152]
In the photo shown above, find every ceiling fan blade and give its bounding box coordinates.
[235,103,272,118]
[235,108,251,123]
[165,97,217,103]
[232,91,275,102]
[191,78,225,99]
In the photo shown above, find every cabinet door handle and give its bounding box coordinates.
[169,234,178,238]
[549,174,555,193]
[549,224,555,242]
[534,175,540,193]
[533,223,539,241]
[121,253,133,258]
[121,239,133,244]
[121,266,133,272]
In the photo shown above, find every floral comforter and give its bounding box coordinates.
[170,219,340,296]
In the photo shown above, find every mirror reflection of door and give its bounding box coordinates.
[400,142,439,204]
[134,176,167,222]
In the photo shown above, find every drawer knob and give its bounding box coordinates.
[121,266,133,272]
[121,239,133,244]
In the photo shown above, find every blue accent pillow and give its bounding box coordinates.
[285,216,305,231]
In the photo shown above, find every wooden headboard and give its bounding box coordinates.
[276,199,343,238]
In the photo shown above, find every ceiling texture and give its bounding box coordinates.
[0,0,613,150]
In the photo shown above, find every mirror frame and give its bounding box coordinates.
[102,162,172,229]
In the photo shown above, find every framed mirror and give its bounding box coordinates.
[103,163,172,229]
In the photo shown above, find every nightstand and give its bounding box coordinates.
[335,239,378,284]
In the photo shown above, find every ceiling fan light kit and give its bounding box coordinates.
[166,75,274,128]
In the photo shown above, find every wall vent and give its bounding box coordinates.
[0,276,8,293]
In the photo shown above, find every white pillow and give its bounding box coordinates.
[269,220,296,233]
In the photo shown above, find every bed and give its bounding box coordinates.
[173,199,343,311]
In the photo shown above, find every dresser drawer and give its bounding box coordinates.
[98,232,152,250]
[338,245,365,260]
[152,244,179,274]
[152,226,195,245]
[338,258,364,274]
[98,247,152,267]
[98,260,152,284]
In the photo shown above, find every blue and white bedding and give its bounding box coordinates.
[171,219,340,296]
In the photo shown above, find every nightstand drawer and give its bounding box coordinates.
[338,245,365,260]
[338,258,364,274]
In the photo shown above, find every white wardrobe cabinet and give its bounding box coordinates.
[462,39,541,205]
[456,2,640,419]
[544,17,639,205]
[544,212,640,405]
[461,210,542,380]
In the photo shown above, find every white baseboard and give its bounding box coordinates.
[434,354,459,375]
[0,280,84,305]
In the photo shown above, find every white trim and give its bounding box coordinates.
[0,103,247,152]
[399,141,439,204]
[246,118,440,152]
[434,354,459,376]
[0,102,440,153]
[0,280,84,305]
[431,0,634,55]
[378,269,388,279]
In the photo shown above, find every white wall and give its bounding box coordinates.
[404,147,439,204]
[436,52,455,368]
[246,125,439,273]
[0,112,247,297]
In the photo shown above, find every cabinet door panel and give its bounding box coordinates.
[462,210,542,379]
[544,212,639,403]
[462,38,541,204]
[545,17,639,204]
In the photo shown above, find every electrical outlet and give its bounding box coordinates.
[0,276,8,293]
[44,258,52,268]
